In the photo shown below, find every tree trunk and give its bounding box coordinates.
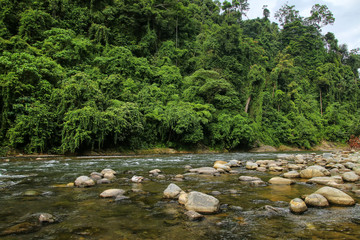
[245,96,251,113]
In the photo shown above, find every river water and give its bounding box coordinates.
[0,152,359,239]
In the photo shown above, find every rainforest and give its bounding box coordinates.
[1,0,360,155]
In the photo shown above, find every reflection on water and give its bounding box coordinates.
[0,152,359,239]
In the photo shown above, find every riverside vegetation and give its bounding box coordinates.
[1,0,360,155]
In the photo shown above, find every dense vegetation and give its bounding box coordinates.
[1,0,360,154]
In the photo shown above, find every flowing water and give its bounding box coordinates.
[0,152,359,239]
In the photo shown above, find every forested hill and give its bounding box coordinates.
[0,0,360,154]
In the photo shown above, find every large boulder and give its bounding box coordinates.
[100,189,125,198]
[342,171,359,182]
[268,177,294,185]
[185,191,220,213]
[300,165,330,178]
[314,186,356,206]
[290,198,307,213]
[305,193,329,207]
[74,176,95,187]
[163,183,182,199]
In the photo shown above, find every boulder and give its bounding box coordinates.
[290,198,307,213]
[213,161,231,172]
[189,167,218,175]
[90,172,102,181]
[288,164,302,170]
[149,169,161,174]
[101,169,117,175]
[227,160,240,167]
[185,191,219,213]
[300,165,330,178]
[314,186,356,206]
[239,176,261,181]
[115,195,130,201]
[305,193,329,207]
[38,213,56,223]
[268,177,294,185]
[100,189,125,198]
[307,176,343,185]
[163,183,182,199]
[178,191,188,205]
[103,172,115,180]
[246,161,258,170]
[354,167,360,175]
[185,210,204,221]
[131,175,144,183]
[284,171,300,178]
[74,176,95,187]
[342,171,359,182]
[344,162,356,170]
[97,178,111,184]
[295,155,305,164]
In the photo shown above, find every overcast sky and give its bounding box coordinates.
[243,0,360,50]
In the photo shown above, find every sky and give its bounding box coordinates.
[243,0,360,50]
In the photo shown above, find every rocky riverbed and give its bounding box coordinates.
[0,151,359,239]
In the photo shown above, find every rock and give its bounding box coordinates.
[163,183,182,199]
[131,175,144,183]
[115,195,130,201]
[66,182,74,187]
[38,213,56,223]
[175,174,184,179]
[227,160,240,167]
[239,176,261,181]
[305,193,329,207]
[344,162,356,170]
[300,165,330,178]
[269,166,283,172]
[354,167,360,175]
[290,198,307,213]
[342,171,359,182]
[307,176,343,185]
[295,155,305,164]
[100,189,125,198]
[210,191,221,196]
[101,169,117,175]
[184,165,192,171]
[74,176,95,187]
[268,177,294,185]
[323,153,333,159]
[178,191,188,205]
[24,190,40,196]
[246,161,258,170]
[90,172,102,181]
[213,161,231,171]
[149,169,161,174]
[314,186,356,206]
[103,172,115,180]
[185,191,220,213]
[189,167,218,175]
[249,180,267,186]
[97,178,111,184]
[0,222,41,236]
[157,174,166,180]
[288,164,302,170]
[284,171,300,178]
[330,168,340,176]
[256,167,267,172]
[185,210,203,221]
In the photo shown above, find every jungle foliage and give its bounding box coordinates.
[0,0,359,154]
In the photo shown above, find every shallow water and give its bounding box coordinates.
[0,152,359,239]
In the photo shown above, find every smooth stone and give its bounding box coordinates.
[300,165,330,178]
[342,171,359,182]
[100,189,125,198]
[269,166,283,172]
[178,191,188,205]
[295,155,305,164]
[314,186,356,206]
[249,180,266,186]
[103,172,115,180]
[227,160,240,167]
[239,176,261,181]
[185,210,203,221]
[284,171,300,178]
[330,168,340,176]
[173,177,183,182]
[74,176,95,187]
[38,213,56,223]
[149,169,161,174]
[97,178,111,184]
[101,169,117,175]
[268,177,294,185]
[344,162,356,170]
[354,168,360,175]
[175,174,184,179]
[131,175,144,183]
[163,183,182,199]
[290,198,307,213]
[90,172,102,181]
[307,176,343,185]
[288,164,302,170]
[189,167,218,175]
[246,161,258,170]
[185,191,220,213]
[256,167,267,172]
[305,193,329,207]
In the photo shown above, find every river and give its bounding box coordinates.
[0,152,359,239]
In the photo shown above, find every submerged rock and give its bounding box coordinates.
[185,191,219,213]
[290,198,307,213]
[100,189,125,198]
[239,176,261,181]
[314,186,356,206]
[304,193,329,207]
[163,183,182,199]
[74,176,95,187]
[0,222,41,236]
[307,176,343,186]
[185,210,204,221]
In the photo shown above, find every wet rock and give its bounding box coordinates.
[101,169,117,175]
[189,167,218,175]
[38,213,56,223]
[103,172,115,180]
[239,176,261,181]
[214,161,231,171]
[300,165,330,178]
[290,198,307,213]
[277,154,295,160]
[100,189,125,198]
[342,171,359,182]
[178,191,188,205]
[314,186,356,206]
[304,193,329,207]
[163,183,182,199]
[284,171,300,178]
[185,191,220,213]
[149,169,161,175]
[269,166,284,172]
[131,175,144,183]
[246,161,258,170]
[97,178,111,184]
[268,177,294,185]
[115,195,130,201]
[307,176,343,185]
[0,222,41,236]
[185,210,204,221]
[74,176,95,187]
